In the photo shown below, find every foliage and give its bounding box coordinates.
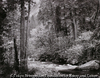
[0,63,13,78]
[0,0,100,76]
[36,0,100,66]
[39,51,68,64]
[38,0,98,38]
[91,26,100,40]
[0,0,34,77]
[33,26,74,64]
[79,41,100,64]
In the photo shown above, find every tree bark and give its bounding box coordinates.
[25,0,31,67]
[14,36,19,73]
[73,18,77,40]
[12,1,19,73]
[71,19,75,40]
[55,6,61,33]
[70,11,77,40]
[20,0,27,73]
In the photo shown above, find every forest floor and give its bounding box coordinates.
[28,60,62,75]
[28,59,100,76]
[27,31,100,76]
[28,59,78,75]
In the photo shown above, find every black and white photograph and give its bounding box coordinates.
[0,0,100,78]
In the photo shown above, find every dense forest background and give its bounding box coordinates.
[0,0,100,77]
[36,0,100,63]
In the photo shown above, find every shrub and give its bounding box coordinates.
[79,46,95,64]
[37,36,74,64]
[39,51,68,64]
[66,44,83,65]
[33,28,74,64]
[0,63,13,78]
[91,27,100,40]
[94,43,100,60]
[79,42,100,64]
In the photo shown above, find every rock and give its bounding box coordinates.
[76,60,100,70]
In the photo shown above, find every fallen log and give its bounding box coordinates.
[75,60,100,70]
[57,60,100,74]
[55,64,78,72]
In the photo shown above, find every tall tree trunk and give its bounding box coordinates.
[14,36,19,73]
[12,0,19,73]
[55,6,61,33]
[13,11,19,74]
[70,11,77,40]
[73,17,77,40]
[25,0,31,67]
[71,18,76,40]
[20,0,27,73]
